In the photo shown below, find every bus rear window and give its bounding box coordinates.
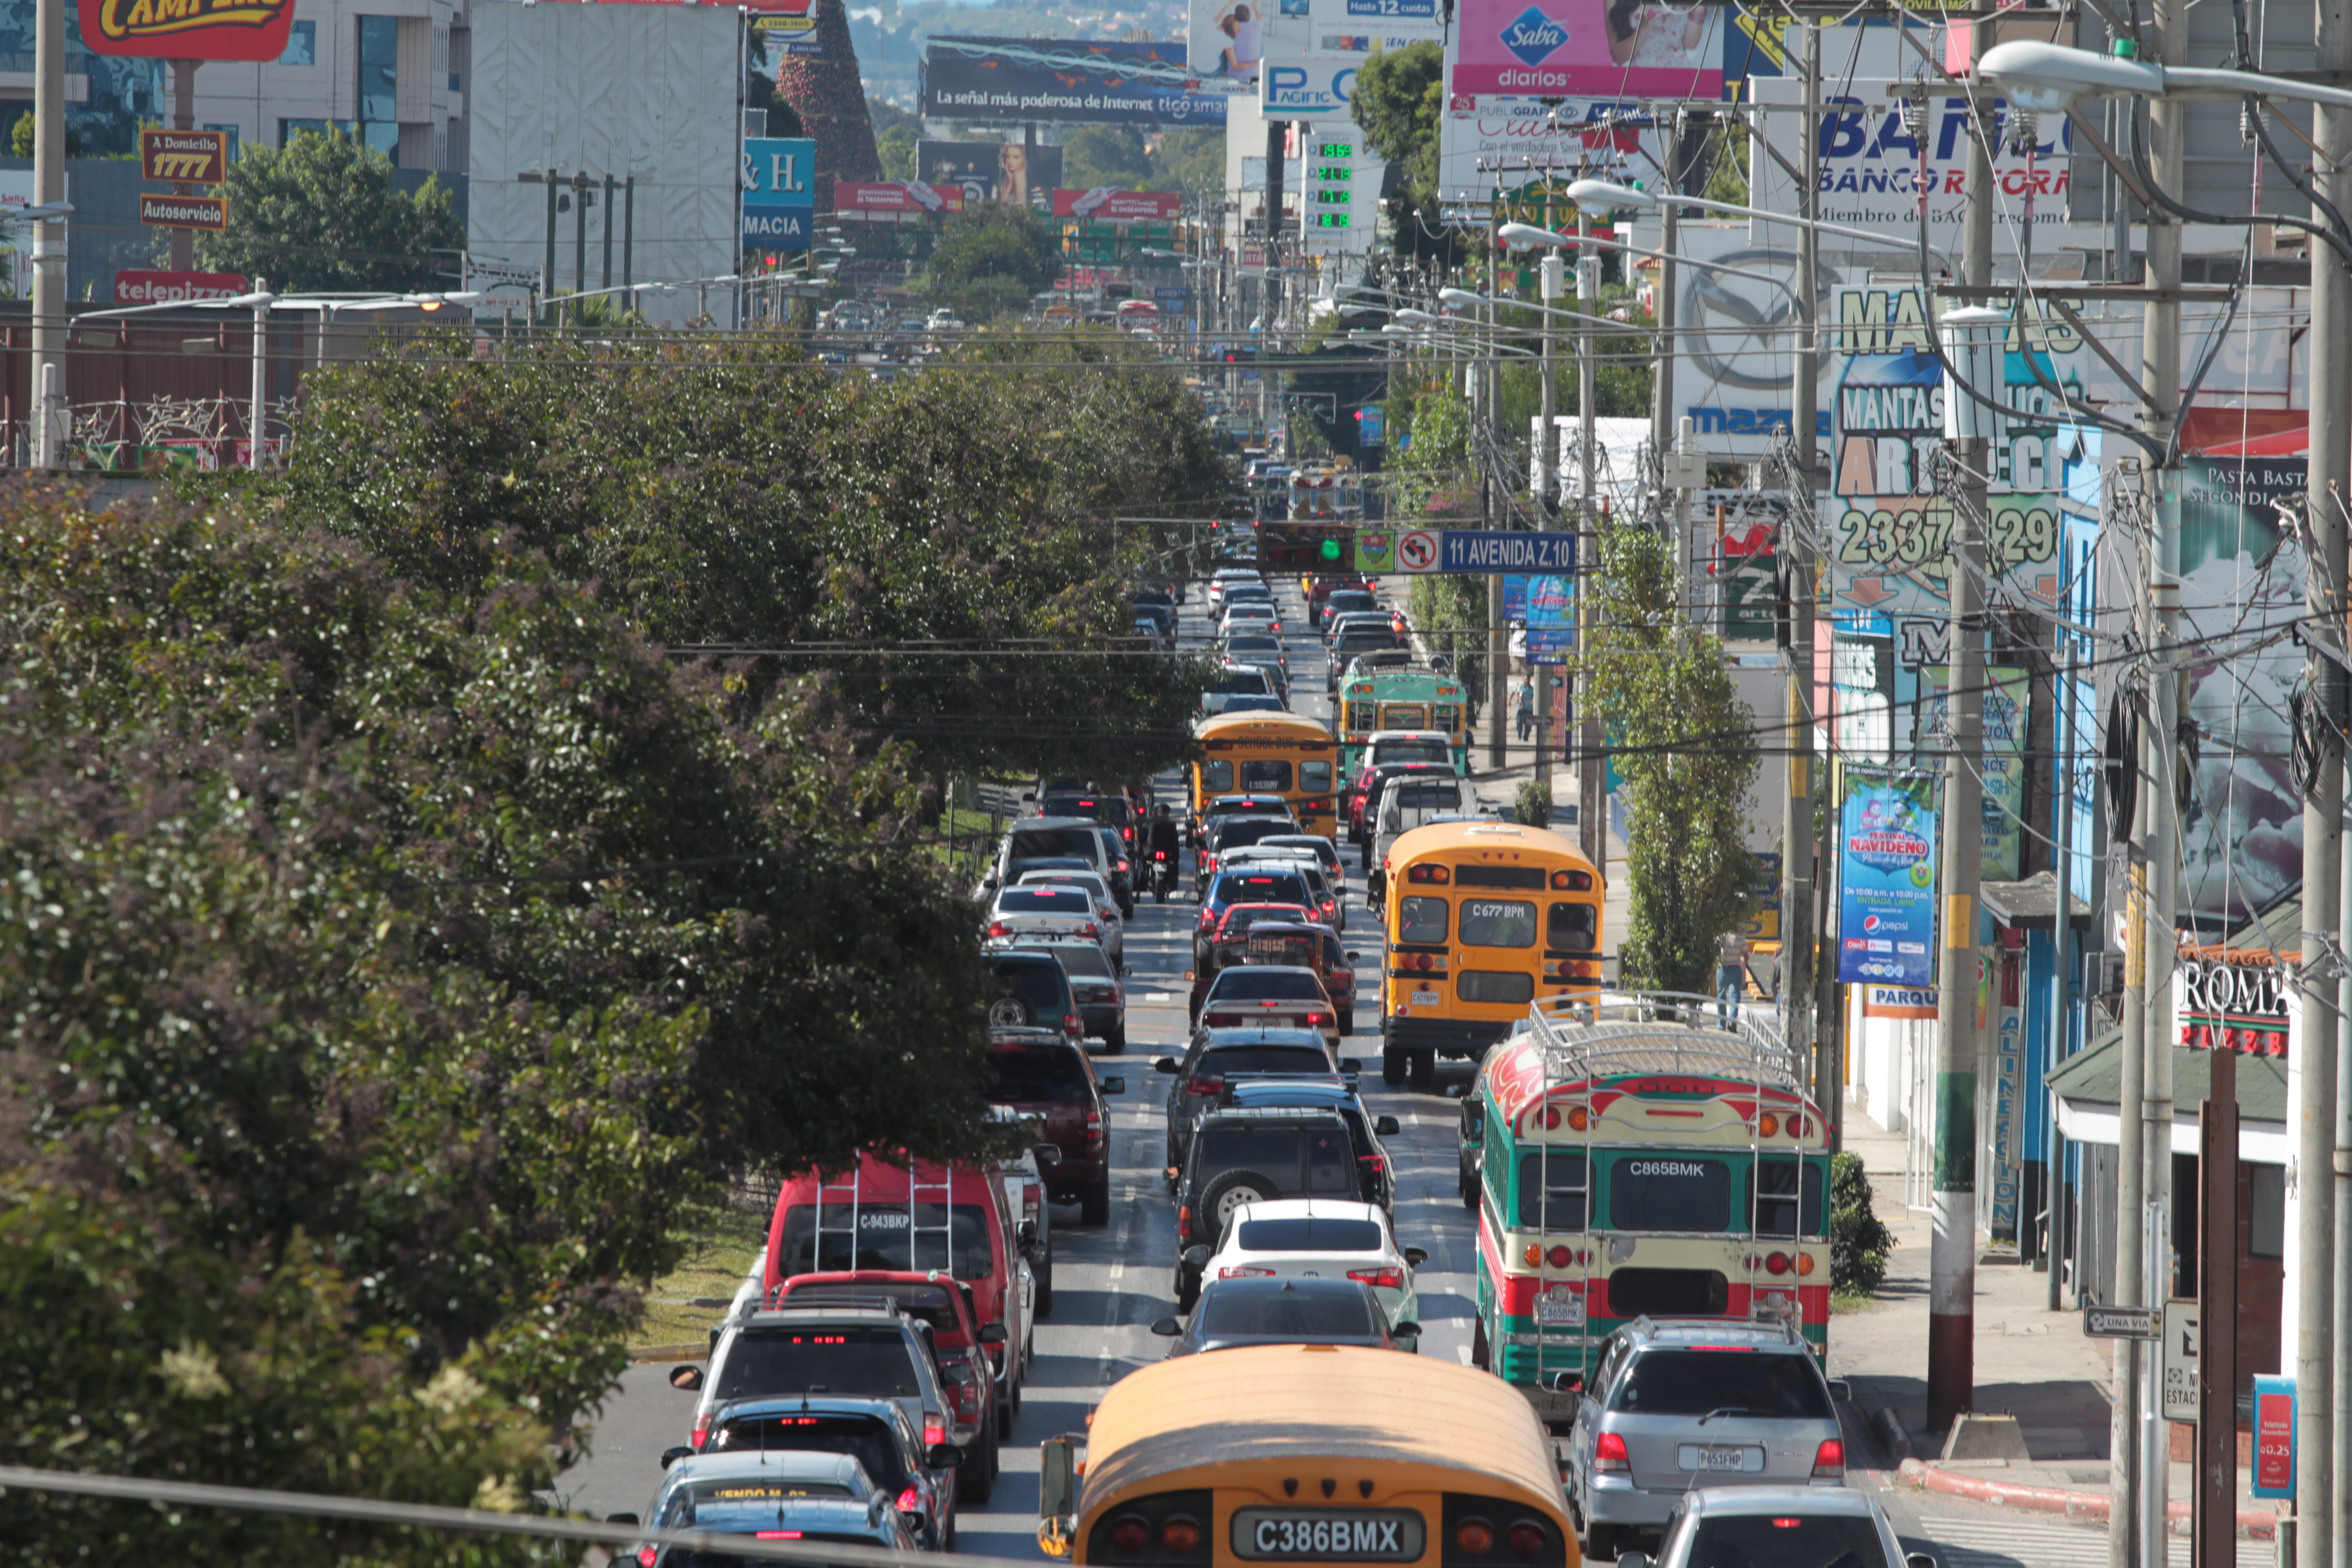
[1201,760,1235,793]
[1516,1152,1589,1229]
[1397,896,1448,944]
[1754,1157,1826,1237]
[1547,901,1597,952]
[1240,760,1293,792]
[1609,1156,1731,1232]
[1300,760,1333,793]
[1459,900,1536,948]
[775,1204,995,1280]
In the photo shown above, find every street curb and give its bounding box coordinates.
[628,1343,702,1363]
[1895,1458,2277,1539]
[1870,1406,1916,1467]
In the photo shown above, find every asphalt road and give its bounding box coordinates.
[552,573,2166,1568]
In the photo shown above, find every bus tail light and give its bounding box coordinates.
[1523,1244,1542,1266]
[1162,1517,1203,1553]
[1406,864,1452,884]
[1757,1112,1780,1137]
[1348,1266,1403,1289]
[1764,1251,1793,1275]
[1507,1522,1548,1559]
[1811,1439,1846,1480]
[1454,1519,1495,1555]
[1787,1114,1811,1138]
[1797,1252,1816,1276]
[1593,1432,1630,1474]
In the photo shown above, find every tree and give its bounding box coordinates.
[1349,42,1455,261]
[1150,128,1223,195]
[194,130,462,294]
[1389,389,1489,702]
[872,95,921,180]
[925,201,1062,318]
[1572,524,1761,992]
[9,110,79,158]
[1063,125,1152,189]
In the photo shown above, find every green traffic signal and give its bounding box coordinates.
[1319,538,1342,562]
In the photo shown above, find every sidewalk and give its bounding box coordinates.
[1833,1098,2279,1539]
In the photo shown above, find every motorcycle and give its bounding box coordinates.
[1152,849,1177,904]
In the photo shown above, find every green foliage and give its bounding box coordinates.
[748,67,807,138]
[1703,118,1751,207]
[1573,525,1759,992]
[871,97,920,181]
[194,129,463,294]
[926,202,1063,319]
[1393,391,1489,700]
[1493,295,1655,437]
[10,110,81,157]
[1349,42,1454,260]
[1516,779,1552,828]
[1063,125,1152,189]
[1151,129,1224,194]
[1830,1152,1898,1294]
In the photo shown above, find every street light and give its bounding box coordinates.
[1976,37,2352,112]
[1564,178,1955,270]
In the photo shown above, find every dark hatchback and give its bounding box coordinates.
[987,1028,1122,1225]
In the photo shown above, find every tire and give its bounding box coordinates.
[1459,1161,1477,1210]
[1338,1011,1355,1038]
[1409,1049,1436,1090]
[942,1518,956,1554]
[1583,1525,1621,1563]
[988,996,1034,1029]
[997,1384,1014,1439]
[1036,1248,1055,1318]
[1470,1313,1490,1371]
[1382,1047,1406,1087]
[1199,1167,1279,1231]
[1102,1024,1126,1055]
[957,1424,997,1504]
[1081,1170,1112,1226]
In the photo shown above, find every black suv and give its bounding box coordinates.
[1170,1105,1361,1281]
[1155,1027,1341,1175]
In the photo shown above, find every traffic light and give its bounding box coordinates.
[1318,536,1344,563]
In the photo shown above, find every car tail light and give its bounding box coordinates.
[1359,1152,1386,1175]
[1507,1522,1547,1559]
[1593,1432,1630,1474]
[947,1378,980,1420]
[1811,1438,1845,1480]
[638,1549,657,1568]
[1064,1014,1082,1037]
[1081,922,1101,939]
[1348,1266,1403,1289]
[986,921,1010,938]
[1205,1012,1239,1027]
[1086,1112,1105,1144]
[690,1412,712,1450]
[1220,1264,1275,1278]
[756,1531,805,1540]
[1022,1178,1043,1220]
[1178,1205,1192,1239]
[897,1486,923,1514]
[1306,1010,1331,1025]
[1186,1077,1223,1097]
[924,1414,946,1446]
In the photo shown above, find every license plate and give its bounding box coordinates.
[1409,990,1441,1007]
[1231,1509,1426,1561]
[1677,1444,1763,1473]
[1534,1286,1584,1326]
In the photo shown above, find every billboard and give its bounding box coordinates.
[834,180,962,214]
[1837,767,1938,987]
[1437,98,1661,203]
[1750,78,2072,234]
[742,136,814,248]
[80,0,297,60]
[921,36,1233,127]
[1258,0,1444,117]
[1188,0,1274,86]
[1449,0,1724,101]
[918,139,1063,206]
[748,0,821,56]
[1054,187,1182,221]
[113,268,245,304]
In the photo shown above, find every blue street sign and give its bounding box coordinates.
[1439,531,1579,574]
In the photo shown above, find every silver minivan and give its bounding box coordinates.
[1560,1317,1850,1559]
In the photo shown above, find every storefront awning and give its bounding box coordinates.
[2046,1028,2289,1164]
[1980,870,2094,932]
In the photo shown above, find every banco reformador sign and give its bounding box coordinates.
[83,0,299,61]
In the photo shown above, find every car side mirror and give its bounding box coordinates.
[1403,1246,1428,1267]
[1391,1321,1421,1337]
[1153,1056,1181,1074]
[668,1363,705,1392]
[606,1512,641,1526]
[1617,1553,1652,1568]
[1904,1556,1937,1568]
[928,1442,965,1468]
[1102,1076,1126,1095]
[1150,1316,1184,1336]
[1034,1145,1063,1166]
[1019,1219,1039,1245]
[1374,1115,1401,1136]
[660,1446,693,1470]
[982,876,999,892]
[1184,969,1195,981]
[1339,1056,1362,1075]
[1182,1244,1212,1268]
[1021,791,1037,802]
[1828,1378,1853,1402]
[1545,1370,1585,1394]
[1346,951,1360,963]
[966,1322,1006,1348]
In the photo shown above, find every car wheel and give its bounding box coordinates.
[1583,1525,1620,1562]
[997,1386,1014,1439]
[1470,1313,1490,1371]
[1036,1246,1054,1318]
[1409,1049,1436,1090]
[1382,1047,1406,1086]
[1200,1168,1277,1230]
[1082,1170,1112,1226]
[1338,1011,1355,1038]
[957,1425,997,1504]
[1175,1266,1200,1312]
[1102,1024,1126,1055]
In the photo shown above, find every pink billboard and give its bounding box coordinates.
[1449,0,1721,100]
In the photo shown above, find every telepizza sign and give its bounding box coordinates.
[82,0,300,61]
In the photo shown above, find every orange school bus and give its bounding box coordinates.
[1192,711,1340,838]
[1037,1343,1579,1567]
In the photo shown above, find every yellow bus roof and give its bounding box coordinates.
[1385,819,1596,870]
[1196,712,1336,746]
[1081,1345,1563,1515]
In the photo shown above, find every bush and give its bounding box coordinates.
[1516,778,1551,828]
[1830,1151,1897,1295]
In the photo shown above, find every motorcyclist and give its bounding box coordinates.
[1147,804,1182,901]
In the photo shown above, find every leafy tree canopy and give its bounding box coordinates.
[1349,42,1454,261]
[194,129,462,294]
[1149,128,1223,195]
[1063,125,1152,189]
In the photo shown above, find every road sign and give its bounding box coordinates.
[138,193,226,231]
[2161,1299,2198,1421]
[2083,1304,2160,1339]
[1439,530,1579,574]
[1396,529,1439,573]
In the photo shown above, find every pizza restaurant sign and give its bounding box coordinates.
[2174,955,2289,1055]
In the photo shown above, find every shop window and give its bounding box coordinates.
[2250,1164,2285,1259]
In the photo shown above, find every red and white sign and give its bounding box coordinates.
[114,268,248,305]
[832,180,962,215]
[1052,186,1181,222]
[1396,530,1440,573]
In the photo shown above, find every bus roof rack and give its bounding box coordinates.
[1525,991,1802,1090]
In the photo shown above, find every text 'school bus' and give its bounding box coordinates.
[1037,1342,1580,1568]
[1468,992,1831,1421]
[1379,821,1601,1090]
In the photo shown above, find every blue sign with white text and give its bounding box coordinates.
[1523,574,1574,664]
[742,136,815,249]
[1837,768,1938,986]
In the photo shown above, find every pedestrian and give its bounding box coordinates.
[1514,681,1534,743]
[1715,927,1752,1027]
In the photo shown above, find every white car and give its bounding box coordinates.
[986,883,1111,957]
[1219,601,1281,636]
[1016,868,1125,966]
[1220,845,1342,931]
[1197,1198,1425,1348]
[1260,833,1346,896]
[1206,570,1264,612]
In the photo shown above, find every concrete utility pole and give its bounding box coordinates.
[1488,203,1508,773]
[28,0,63,469]
[1783,21,1821,1143]
[1535,245,1563,796]
[1575,212,1603,865]
[1925,16,1992,1438]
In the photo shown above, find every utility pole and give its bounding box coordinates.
[1534,242,1562,798]
[1487,200,1508,772]
[28,0,62,468]
[1575,209,1602,865]
[1654,122,1681,587]
[2046,640,2078,1313]
[1783,21,1821,1142]
[169,59,197,272]
[1925,15,1990,1438]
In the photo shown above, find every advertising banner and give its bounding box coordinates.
[463,257,540,318]
[113,268,246,304]
[1917,664,2028,882]
[1862,982,1938,1019]
[1837,767,1938,986]
[741,136,815,248]
[1660,223,1827,462]
[918,140,1063,207]
[1437,99,1661,203]
[82,0,298,60]
[1523,575,1574,664]
[922,37,1232,127]
[1752,77,2071,234]
[748,0,821,56]
[1260,0,1444,117]
[833,179,962,214]
[2254,1376,2297,1498]
[140,128,228,184]
[1053,187,1182,221]
[1449,0,1724,101]
[1189,0,1279,86]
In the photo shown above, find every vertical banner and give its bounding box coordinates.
[1523,575,1574,664]
[2253,1375,2296,1498]
[1836,767,1938,986]
[1920,663,2029,881]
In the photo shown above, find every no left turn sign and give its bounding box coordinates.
[1397,530,1439,572]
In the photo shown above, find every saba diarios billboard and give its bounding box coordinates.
[1450,0,1722,101]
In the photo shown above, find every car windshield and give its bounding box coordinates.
[1236,1217,1384,1252]
[1680,1513,1885,1568]
[707,1414,908,1488]
[1611,1348,1835,1419]
[1009,827,1098,861]
[1199,1283,1374,1339]
[998,888,1091,913]
[1210,970,1326,1002]
[990,1043,1094,1104]
[1215,872,1308,906]
[1201,1044,1331,1076]
[774,1204,995,1280]
[714,1325,922,1402]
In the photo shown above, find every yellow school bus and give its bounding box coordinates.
[1381,821,1603,1089]
[1037,1344,1578,1568]
[1192,711,1340,838]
